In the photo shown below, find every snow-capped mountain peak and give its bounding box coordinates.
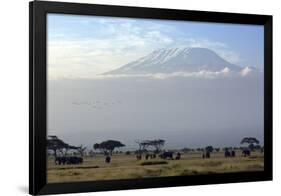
[104,47,256,76]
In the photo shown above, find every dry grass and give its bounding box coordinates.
[140,161,168,165]
[47,151,264,183]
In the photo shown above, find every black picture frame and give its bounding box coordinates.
[29,1,273,195]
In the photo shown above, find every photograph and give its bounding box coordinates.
[46,13,264,183]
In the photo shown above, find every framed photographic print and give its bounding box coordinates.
[29,1,272,195]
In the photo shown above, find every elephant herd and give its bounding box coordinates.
[54,149,253,165]
[135,149,253,161]
[203,149,252,159]
[55,156,83,165]
[136,152,182,160]
[136,153,157,160]
[202,151,211,159]
[224,149,236,158]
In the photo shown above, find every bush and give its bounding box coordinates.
[140,161,168,166]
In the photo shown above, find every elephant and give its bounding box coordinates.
[242,149,251,157]
[202,153,205,159]
[159,151,174,160]
[136,154,142,160]
[175,152,181,160]
[105,155,111,163]
[55,157,67,165]
[205,151,210,158]
[66,156,83,164]
[231,150,236,157]
[55,156,83,165]
[224,150,231,158]
[202,151,210,159]
[145,153,157,160]
[145,154,149,160]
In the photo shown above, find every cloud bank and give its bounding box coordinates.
[47,74,264,149]
[50,67,261,80]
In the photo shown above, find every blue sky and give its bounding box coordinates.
[47,13,264,79]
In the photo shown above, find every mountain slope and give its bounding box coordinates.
[105,47,243,75]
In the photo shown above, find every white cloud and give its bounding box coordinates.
[48,19,176,78]
[51,67,245,81]
[240,66,252,76]
[221,67,230,75]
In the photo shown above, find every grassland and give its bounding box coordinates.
[47,151,264,183]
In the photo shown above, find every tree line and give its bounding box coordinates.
[47,135,262,160]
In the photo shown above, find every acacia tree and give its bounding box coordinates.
[47,136,60,159]
[93,143,100,151]
[47,135,79,162]
[93,143,104,154]
[58,148,69,157]
[88,150,95,157]
[150,139,165,153]
[135,140,145,154]
[135,139,165,154]
[241,137,260,151]
[205,146,214,153]
[93,140,125,155]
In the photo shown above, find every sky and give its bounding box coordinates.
[47,13,264,150]
[47,13,264,79]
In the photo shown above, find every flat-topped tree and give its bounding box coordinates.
[93,140,125,155]
[47,135,66,159]
[47,135,79,161]
[205,146,214,153]
[150,139,165,153]
[135,139,165,154]
[241,137,260,151]
[93,143,101,152]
